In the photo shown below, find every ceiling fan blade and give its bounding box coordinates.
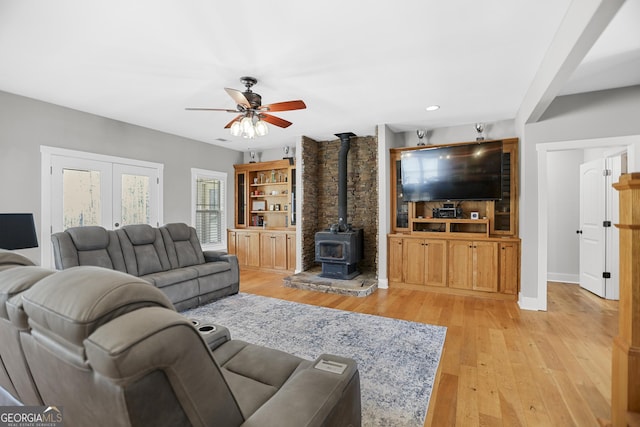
[225,88,251,108]
[261,113,292,128]
[224,115,243,129]
[260,100,306,112]
[185,107,238,112]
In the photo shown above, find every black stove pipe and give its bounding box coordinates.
[335,132,355,232]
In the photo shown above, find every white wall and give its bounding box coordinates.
[546,150,582,283]
[0,90,243,263]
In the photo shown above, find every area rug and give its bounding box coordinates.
[184,293,447,426]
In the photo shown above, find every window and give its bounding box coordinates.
[192,169,227,250]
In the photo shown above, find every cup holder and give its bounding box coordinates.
[198,325,217,334]
[190,319,200,327]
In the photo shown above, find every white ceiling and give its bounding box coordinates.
[0,1,638,151]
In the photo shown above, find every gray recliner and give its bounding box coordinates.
[0,249,53,405]
[18,266,361,427]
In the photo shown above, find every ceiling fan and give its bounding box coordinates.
[186,76,306,138]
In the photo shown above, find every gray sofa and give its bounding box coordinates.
[51,223,239,310]
[0,251,361,426]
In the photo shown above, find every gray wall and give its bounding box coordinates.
[546,150,582,283]
[520,84,640,302]
[0,90,242,263]
[399,119,516,147]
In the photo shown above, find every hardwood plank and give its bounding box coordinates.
[237,271,617,426]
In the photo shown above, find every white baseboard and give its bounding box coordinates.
[547,272,579,284]
[377,278,389,289]
[518,294,543,311]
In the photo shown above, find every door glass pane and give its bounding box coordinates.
[63,168,101,229]
[120,174,150,225]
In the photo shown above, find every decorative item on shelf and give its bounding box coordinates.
[270,169,276,183]
[249,151,257,163]
[283,145,294,165]
[0,213,38,250]
[269,204,275,211]
[417,129,427,146]
[275,204,281,211]
[253,177,258,185]
[259,173,265,184]
[475,123,485,141]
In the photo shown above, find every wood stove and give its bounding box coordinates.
[315,228,363,279]
[314,132,364,279]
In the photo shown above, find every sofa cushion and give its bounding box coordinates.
[140,267,198,288]
[0,267,54,321]
[160,223,206,269]
[0,249,35,272]
[67,226,109,250]
[190,261,230,277]
[51,228,127,272]
[118,225,171,276]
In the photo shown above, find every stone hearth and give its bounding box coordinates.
[284,267,377,297]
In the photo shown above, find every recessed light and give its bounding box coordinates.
[426,105,440,111]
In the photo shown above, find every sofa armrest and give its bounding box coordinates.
[241,355,361,427]
[196,323,230,351]
[203,250,228,262]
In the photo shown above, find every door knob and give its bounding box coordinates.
[114,222,120,228]
[576,230,582,234]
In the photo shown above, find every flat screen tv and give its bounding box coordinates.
[401,140,503,202]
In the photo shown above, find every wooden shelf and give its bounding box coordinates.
[411,218,489,237]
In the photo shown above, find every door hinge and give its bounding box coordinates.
[157,177,160,184]
[603,272,611,279]
[50,166,53,175]
[603,220,612,227]
[603,169,611,176]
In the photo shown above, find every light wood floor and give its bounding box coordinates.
[239,269,619,427]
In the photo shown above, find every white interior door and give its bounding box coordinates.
[604,154,623,300]
[113,164,160,228]
[579,159,606,297]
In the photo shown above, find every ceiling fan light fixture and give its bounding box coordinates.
[255,119,269,136]
[240,116,254,133]
[243,125,256,139]
[230,121,242,136]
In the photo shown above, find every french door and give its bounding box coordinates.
[42,146,163,267]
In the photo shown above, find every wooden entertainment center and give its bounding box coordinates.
[388,138,520,299]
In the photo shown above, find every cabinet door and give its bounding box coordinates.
[237,231,259,267]
[259,233,273,268]
[424,239,447,287]
[403,238,426,285]
[286,232,296,271]
[500,242,519,294]
[273,233,288,270]
[391,157,409,232]
[388,237,404,282]
[492,140,518,236]
[235,171,248,228]
[448,240,473,290]
[473,241,499,292]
